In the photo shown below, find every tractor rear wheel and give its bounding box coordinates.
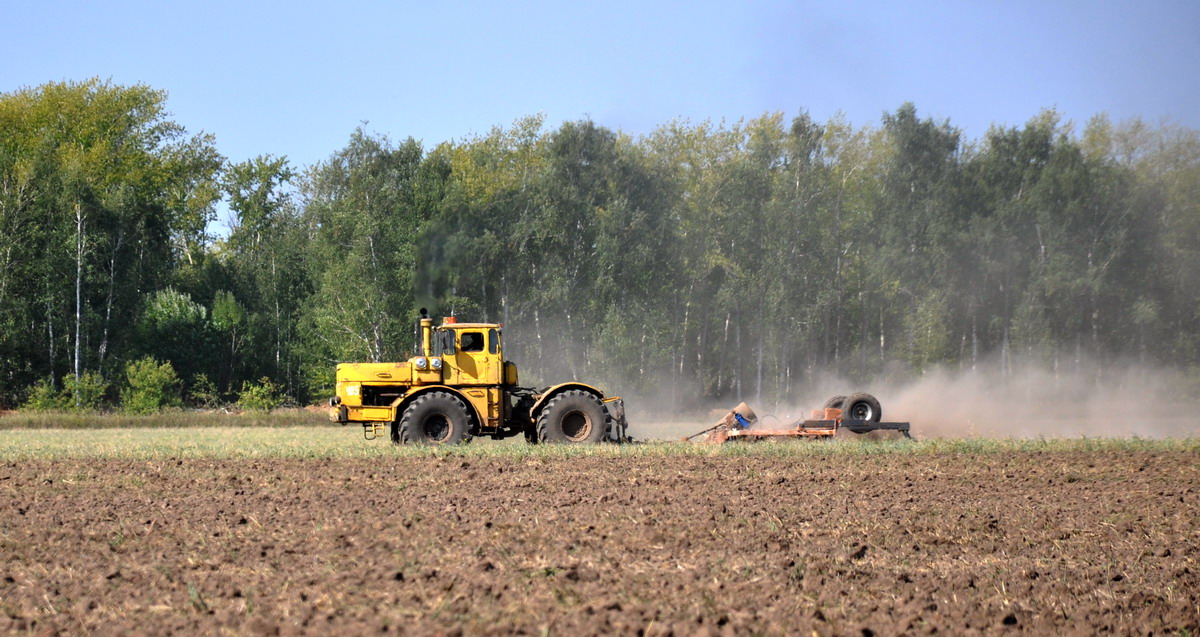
[536,390,607,444]
[841,392,882,423]
[397,391,471,445]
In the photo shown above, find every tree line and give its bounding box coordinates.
[1,78,1197,411]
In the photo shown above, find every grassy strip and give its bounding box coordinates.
[0,426,1197,460]
[0,409,329,430]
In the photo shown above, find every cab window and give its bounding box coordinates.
[488,328,499,355]
[461,331,484,352]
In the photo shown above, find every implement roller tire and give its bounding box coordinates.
[824,395,847,409]
[841,392,882,423]
[536,389,607,444]
[397,391,472,445]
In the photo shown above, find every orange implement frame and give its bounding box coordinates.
[702,407,912,443]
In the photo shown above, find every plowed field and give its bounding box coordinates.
[2,450,1197,635]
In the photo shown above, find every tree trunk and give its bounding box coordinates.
[501,272,510,328]
[73,203,85,407]
[720,311,731,399]
[98,229,124,366]
[734,313,742,401]
[679,286,692,408]
[46,297,56,390]
[971,312,978,370]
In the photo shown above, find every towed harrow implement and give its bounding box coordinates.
[688,394,913,443]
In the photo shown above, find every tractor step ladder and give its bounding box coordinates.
[363,422,385,440]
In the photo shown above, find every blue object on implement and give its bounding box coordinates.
[733,412,752,429]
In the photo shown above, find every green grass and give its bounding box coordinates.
[0,425,1196,460]
[0,408,329,430]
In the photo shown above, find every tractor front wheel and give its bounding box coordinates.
[536,390,607,444]
[397,391,472,445]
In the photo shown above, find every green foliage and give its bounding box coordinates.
[211,290,246,332]
[121,357,181,414]
[22,377,69,412]
[209,290,247,395]
[187,373,220,409]
[133,287,215,383]
[223,155,294,238]
[23,373,112,412]
[237,377,283,411]
[141,287,208,328]
[63,372,110,412]
[295,355,335,406]
[1,76,1197,411]
[0,78,221,405]
[303,129,425,365]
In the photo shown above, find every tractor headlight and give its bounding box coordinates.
[431,357,443,370]
[414,356,428,370]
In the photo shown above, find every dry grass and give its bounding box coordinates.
[0,421,1196,460]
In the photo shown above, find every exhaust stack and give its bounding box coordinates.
[418,308,433,356]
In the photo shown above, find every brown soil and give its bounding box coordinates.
[1,451,1197,635]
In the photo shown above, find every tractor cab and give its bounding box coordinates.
[432,319,510,386]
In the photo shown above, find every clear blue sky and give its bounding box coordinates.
[3,0,1198,170]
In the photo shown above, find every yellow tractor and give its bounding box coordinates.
[329,310,629,445]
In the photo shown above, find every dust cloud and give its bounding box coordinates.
[624,360,1200,441]
[497,320,1199,440]
[882,362,1200,439]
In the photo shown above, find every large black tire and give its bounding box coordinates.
[841,392,882,423]
[536,389,607,444]
[824,395,847,409]
[396,391,472,445]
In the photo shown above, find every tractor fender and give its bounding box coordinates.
[529,382,606,420]
[390,386,485,429]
